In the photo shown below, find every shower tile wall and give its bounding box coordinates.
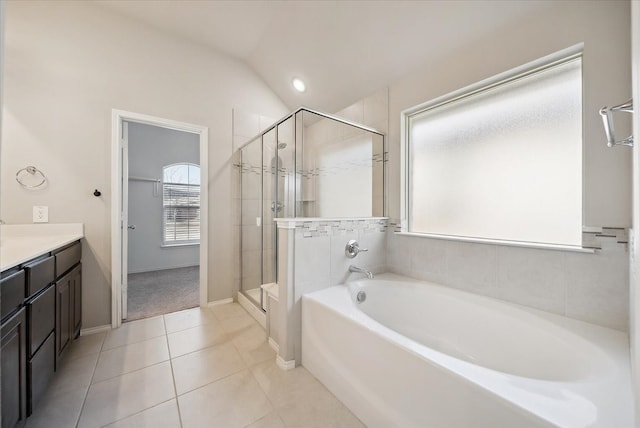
[277,218,388,363]
[300,89,388,218]
[386,221,629,331]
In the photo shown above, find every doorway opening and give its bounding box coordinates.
[111,110,209,328]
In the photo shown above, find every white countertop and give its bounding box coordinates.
[1,223,84,271]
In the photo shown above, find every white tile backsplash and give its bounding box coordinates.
[387,230,629,331]
[294,235,331,285]
[330,233,359,285]
[445,241,500,297]
[496,246,566,315]
[565,249,629,330]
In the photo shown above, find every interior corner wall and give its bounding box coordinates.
[386,1,632,228]
[127,122,199,274]
[630,1,639,425]
[0,1,288,328]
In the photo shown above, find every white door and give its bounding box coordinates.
[121,121,129,320]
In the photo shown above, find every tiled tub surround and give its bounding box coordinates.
[302,275,632,427]
[274,217,387,366]
[386,225,629,331]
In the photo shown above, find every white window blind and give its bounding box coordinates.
[163,163,200,244]
[405,54,582,246]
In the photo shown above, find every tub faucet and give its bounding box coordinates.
[349,265,374,279]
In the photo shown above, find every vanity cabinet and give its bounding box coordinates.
[1,308,27,428]
[54,243,82,361]
[0,239,82,426]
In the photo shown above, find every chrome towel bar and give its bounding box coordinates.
[600,99,633,148]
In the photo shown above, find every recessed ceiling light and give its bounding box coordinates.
[292,78,306,93]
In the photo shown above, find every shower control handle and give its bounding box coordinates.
[345,240,368,258]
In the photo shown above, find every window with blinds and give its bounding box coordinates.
[162,163,201,245]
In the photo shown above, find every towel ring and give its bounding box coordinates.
[16,166,47,189]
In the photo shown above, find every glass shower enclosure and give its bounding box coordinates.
[236,108,385,311]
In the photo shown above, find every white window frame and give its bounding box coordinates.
[400,44,589,252]
[162,162,201,246]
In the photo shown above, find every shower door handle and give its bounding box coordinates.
[271,202,284,213]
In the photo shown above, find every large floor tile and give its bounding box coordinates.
[250,360,319,408]
[49,352,99,395]
[220,312,259,336]
[78,361,175,428]
[178,370,272,428]
[164,306,218,334]
[167,322,228,358]
[93,335,170,383]
[275,382,365,428]
[245,411,286,428]
[24,385,88,428]
[104,399,181,428]
[66,331,106,361]
[210,302,249,320]
[103,316,166,350]
[231,324,275,366]
[172,341,246,395]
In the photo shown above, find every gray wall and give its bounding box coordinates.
[127,122,199,273]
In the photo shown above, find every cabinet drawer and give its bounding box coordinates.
[25,256,55,297]
[28,331,55,415]
[27,285,55,357]
[55,242,81,278]
[1,269,25,321]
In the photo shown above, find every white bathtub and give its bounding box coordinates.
[301,273,633,428]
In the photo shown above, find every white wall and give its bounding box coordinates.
[630,0,639,424]
[0,1,288,328]
[387,1,631,228]
[127,122,199,274]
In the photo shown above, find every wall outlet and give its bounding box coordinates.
[33,206,49,223]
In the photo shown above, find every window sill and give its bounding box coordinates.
[161,242,200,248]
[394,232,595,253]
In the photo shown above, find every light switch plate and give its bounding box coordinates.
[33,206,48,223]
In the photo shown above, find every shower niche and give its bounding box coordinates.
[235,108,385,311]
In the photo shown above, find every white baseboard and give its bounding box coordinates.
[237,292,266,328]
[128,264,199,274]
[268,337,279,352]
[206,298,233,307]
[80,324,111,336]
[276,355,295,370]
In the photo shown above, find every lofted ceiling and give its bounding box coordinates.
[95,0,552,113]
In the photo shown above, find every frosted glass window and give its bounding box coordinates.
[407,57,582,246]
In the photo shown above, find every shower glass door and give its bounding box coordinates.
[240,137,263,307]
[261,119,295,302]
[262,129,277,294]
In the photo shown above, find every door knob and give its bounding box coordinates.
[127,225,136,230]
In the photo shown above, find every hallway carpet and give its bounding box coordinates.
[126,266,199,321]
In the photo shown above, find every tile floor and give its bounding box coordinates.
[25,303,364,428]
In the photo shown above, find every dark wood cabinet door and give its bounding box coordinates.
[1,308,27,428]
[55,273,71,363]
[71,265,82,339]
